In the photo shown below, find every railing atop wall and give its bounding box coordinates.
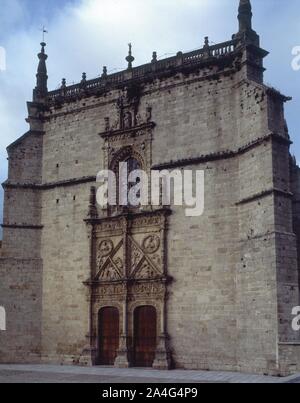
[48,39,238,103]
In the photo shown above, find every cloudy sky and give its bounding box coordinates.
[0,0,300,233]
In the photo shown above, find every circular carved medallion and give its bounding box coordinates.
[142,235,160,254]
[98,240,114,257]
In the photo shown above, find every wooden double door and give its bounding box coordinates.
[98,306,157,367]
[98,307,120,365]
[133,306,157,367]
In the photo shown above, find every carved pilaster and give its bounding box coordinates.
[79,345,98,366]
[153,333,171,370]
[115,334,131,368]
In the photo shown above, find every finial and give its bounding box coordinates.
[81,72,87,83]
[88,186,98,218]
[146,106,152,123]
[204,36,209,48]
[102,66,108,78]
[40,26,48,43]
[40,42,46,53]
[238,0,253,32]
[152,52,157,63]
[126,43,135,70]
[61,78,66,89]
[33,41,48,102]
[104,117,110,132]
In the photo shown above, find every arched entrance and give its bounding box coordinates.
[98,307,120,365]
[133,306,157,367]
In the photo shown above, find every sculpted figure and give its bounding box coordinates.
[123,111,132,129]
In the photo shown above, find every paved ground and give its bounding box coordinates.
[0,365,300,383]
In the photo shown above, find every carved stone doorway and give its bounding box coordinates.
[98,307,120,365]
[133,305,157,367]
[83,208,172,369]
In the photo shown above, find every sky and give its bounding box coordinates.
[0,0,300,234]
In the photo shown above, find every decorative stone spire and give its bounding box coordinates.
[87,186,98,218]
[33,42,48,102]
[234,0,268,83]
[126,43,135,70]
[102,66,108,78]
[81,72,87,83]
[238,0,253,33]
[234,0,260,47]
[60,78,66,96]
[151,52,157,63]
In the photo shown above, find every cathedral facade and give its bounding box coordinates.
[1,0,300,375]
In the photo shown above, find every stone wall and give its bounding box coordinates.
[0,258,43,363]
[291,163,300,292]
[0,130,44,363]
[39,184,91,364]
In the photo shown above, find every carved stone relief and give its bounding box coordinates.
[96,238,124,281]
[84,210,171,369]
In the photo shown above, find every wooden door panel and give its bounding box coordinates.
[98,307,119,365]
[134,306,157,367]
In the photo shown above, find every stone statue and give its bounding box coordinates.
[123,111,132,129]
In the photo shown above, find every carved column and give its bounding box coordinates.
[80,187,98,366]
[115,216,130,368]
[152,285,171,370]
[79,221,98,366]
[153,213,171,370]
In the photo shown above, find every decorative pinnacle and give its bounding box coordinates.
[61,78,66,89]
[102,66,108,78]
[33,41,48,101]
[152,51,157,63]
[204,36,209,48]
[88,186,98,218]
[238,0,253,32]
[40,42,46,54]
[126,43,135,70]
